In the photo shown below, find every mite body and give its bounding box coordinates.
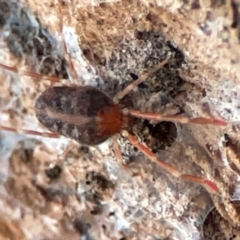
[0,60,226,193]
[35,86,131,145]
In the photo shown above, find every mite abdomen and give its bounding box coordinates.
[35,86,124,145]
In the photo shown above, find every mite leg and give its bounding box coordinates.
[0,62,61,83]
[128,109,227,126]
[114,59,168,102]
[0,126,81,166]
[0,126,60,139]
[49,140,77,165]
[122,130,219,193]
[57,140,76,159]
[112,137,134,175]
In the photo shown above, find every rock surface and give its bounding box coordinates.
[0,0,240,239]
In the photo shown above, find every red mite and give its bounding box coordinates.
[0,60,227,193]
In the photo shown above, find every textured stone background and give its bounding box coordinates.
[0,0,240,239]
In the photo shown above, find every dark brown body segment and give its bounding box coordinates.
[35,86,123,145]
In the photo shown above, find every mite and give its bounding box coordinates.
[35,86,130,145]
[33,61,227,193]
[0,60,227,193]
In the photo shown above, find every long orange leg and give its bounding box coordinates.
[114,59,168,102]
[0,126,60,139]
[128,109,227,126]
[48,140,76,165]
[112,56,226,126]
[0,62,62,83]
[112,138,132,172]
[122,130,219,193]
